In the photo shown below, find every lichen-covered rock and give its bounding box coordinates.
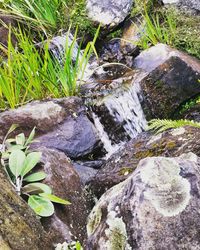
[134,44,200,119]
[162,0,200,11]
[86,0,133,28]
[38,147,92,246]
[87,153,200,249]
[0,167,49,250]
[89,126,200,197]
[0,97,103,159]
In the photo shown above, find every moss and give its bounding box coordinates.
[66,0,97,37]
[105,211,130,250]
[87,206,102,236]
[119,168,134,176]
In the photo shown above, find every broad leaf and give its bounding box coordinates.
[28,195,54,217]
[15,133,25,145]
[7,144,25,152]
[20,151,42,177]
[22,184,44,195]
[23,183,52,194]
[24,171,47,182]
[9,149,26,178]
[39,193,71,205]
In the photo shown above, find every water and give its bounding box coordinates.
[91,73,148,158]
[91,112,122,159]
[104,80,147,139]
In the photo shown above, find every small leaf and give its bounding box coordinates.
[15,133,26,146]
[24,172,47,182]
[28,195,54,217]
[25,127,36,147]
[9,149,26,178]
[20,152,42,177]
[39,193,71,205]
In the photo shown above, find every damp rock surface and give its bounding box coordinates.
[0,97,103,159]
[87,153,200,250]
[134,44,200,119]
[89,126,200,197]
[39,147,91,246]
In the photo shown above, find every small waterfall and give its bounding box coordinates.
[91,112,122,159]
[104,80,147,139]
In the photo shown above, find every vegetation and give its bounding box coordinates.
[0,0,94,36]
[0,125,70,217]
[56,241,83,250]
[148,119,200,134]
[0,26,99,110]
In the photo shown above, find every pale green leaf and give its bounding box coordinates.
[28,195,54,217]
[39,193,71,205]
[25,127,36,147]
[23,183,52,194]
[15,133,26,145]
[20,151,42,177]
[9,149,26,178]
[24,171,47,182]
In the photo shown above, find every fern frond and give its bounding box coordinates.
[148,119,200,134]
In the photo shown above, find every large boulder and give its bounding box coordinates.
[0,98,103,159]
[87,153,200,249]
[39,147,91,246]
[86,0,133,28]
[89,126,200,197]
[134,44,200,119]
[0,167,49,250]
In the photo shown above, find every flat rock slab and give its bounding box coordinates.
[134,44,200,119]
[87,153,200,249]
[89,126,200,197]
[0,97,102,159]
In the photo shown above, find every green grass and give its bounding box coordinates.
[0,26,100,110]
[0,0,95,37]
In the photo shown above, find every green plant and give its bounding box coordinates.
[138,7,177,49]
[0,126,70,217]
[56,241,83,250]
[148,119,200,134]
[0,25,99,110]
[0,0,68,34]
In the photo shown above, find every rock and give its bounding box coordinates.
[0,166,49,250]
[89,126,200,197]
[87,153,200,250]
[88,71,148,146]
[86,0,133,28]
[39,147,92,246]
[177,103,200,122]
[162,0,200,12]
[134,44,200,119]
[0,97,103,159]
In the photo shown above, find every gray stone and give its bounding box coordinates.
[87,153,200,250]
[39,147,91,246]
[86,0,133,28]
[89,126,200,197]
[162,0,200,11]
[0,97,103,159]
[134,43,200,119]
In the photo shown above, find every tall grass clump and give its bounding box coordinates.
[0,26,100,110]
[138,6,177,49]
[0,0,68,34]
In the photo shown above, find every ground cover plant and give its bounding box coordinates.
[0,125,70,217]
[0,25,99,110]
